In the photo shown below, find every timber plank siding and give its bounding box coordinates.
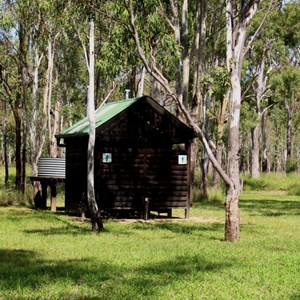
[96,148,188,211]
[56,96,195,217]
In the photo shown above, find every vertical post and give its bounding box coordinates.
[41,181,47,209]
[185,142,192,219]
[50,179,57,212]
[144,197,149,220]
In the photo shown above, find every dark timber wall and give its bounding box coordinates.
[65,136,87,211]
[58,96,195,216]
[96,148,189,211]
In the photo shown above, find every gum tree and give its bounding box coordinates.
[127,0,268,241]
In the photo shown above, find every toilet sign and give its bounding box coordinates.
[178,155,187,165]
[102,153,112,163]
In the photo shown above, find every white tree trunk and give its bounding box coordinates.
[251,54,269,178]
[137,66,146,96]
[251,124,261,178]
[225,0,260,241]
[87,19,103,231]
[29,43,45,195]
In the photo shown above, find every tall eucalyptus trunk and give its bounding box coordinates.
[87,19,103,232]
[181,0,189,107]
[191,0,209,194]
[15,22,26,192]
[250,50,270,178]
[225,0,260,241]
[3,98,9,185]
[251,124,261,178]
[137,66,146,97]
[284,96,293,162]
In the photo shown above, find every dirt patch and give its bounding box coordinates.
[106,216,220,224]
[71,214,221,225]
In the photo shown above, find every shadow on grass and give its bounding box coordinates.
[0,248,231,299]
[243,179,268,191]
[131,221,223,237]
[240,198,300,217]
[195,199,225,209]
[14,207,224,239]
[23,218,224,240]
[23,215,92,236]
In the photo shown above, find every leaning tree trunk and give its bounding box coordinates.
[213,142,223,188]
[128,0,263,241]
[213,91,229,188]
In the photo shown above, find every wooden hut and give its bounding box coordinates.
[56,96,195,218]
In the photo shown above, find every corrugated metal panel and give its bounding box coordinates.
[38,158,66,178]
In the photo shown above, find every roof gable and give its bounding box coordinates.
[57,96,194,143]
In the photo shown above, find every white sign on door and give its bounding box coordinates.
[178,155,187,165]
[102,153,112,163]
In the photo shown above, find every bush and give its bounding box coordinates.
[242,172,300,195]
[0,186,33,207]
[192,186,225,204]
[288,184,300,196]
[286,156,298,173]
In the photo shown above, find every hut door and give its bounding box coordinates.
[145,148,188,210]
[97,148,145,210]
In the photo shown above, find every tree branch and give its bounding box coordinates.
[244,0,274,56]
[73,20,90,72]
[129,0,232,188]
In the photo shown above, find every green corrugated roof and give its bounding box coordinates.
[57,97,140,137]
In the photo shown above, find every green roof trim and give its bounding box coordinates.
[57,97,141,138]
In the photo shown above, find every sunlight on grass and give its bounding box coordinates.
[1,190,300,299]
[243,172,300,194]
[0,169,300,299]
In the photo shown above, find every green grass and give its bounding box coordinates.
[0,190,300,299]
[0,170,300,299]
[0,166,65,208]
[243,172,300,195]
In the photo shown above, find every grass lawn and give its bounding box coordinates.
[0,191,299,299]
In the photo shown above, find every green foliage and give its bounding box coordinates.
[271,66,300,101]
[240,100,258,131]
[0,167,31,207]
[243,172,300,194]
[193,186,225,204]
[288,184,300,196]
[286,157,298,173]
[211,66,230,101]
[281,2,300,48]
[0,167,65,208]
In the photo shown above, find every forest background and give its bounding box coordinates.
[0,0,299,238]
